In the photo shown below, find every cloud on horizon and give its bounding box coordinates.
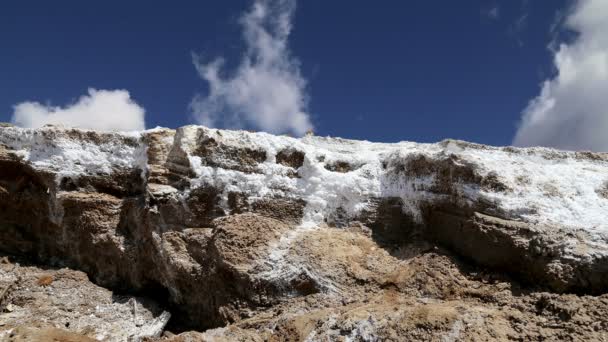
[190,0,313,136]
[514,0,608,151]
[11,88,146,132]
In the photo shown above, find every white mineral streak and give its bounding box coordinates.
[2,124,608,258]
[174,126,608,233]
[159,125,608,289]
[1,124,608,340]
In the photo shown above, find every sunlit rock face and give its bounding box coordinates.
[1,125,608,340]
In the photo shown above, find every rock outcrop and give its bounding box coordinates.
[0,255,170,341]
[1,125,608,340]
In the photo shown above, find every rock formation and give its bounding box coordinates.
[0,124,607,340]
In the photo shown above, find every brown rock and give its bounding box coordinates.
[275,148,305,169]
[193,134,267,174]
[2,125,608,341]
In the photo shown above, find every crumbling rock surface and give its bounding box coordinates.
[0,255,170,341]
[157,231,608,341]
[1,125,608,340]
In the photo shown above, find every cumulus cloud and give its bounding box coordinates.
[513,0,608,151]
[190,0,313,136]
[11,88,146,132]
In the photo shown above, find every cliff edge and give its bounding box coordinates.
[1,125,608,340]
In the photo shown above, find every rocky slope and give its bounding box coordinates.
[0,255,169,341]
[0,124,608,341]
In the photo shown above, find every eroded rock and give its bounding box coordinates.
[0,256,169,342]
[275,148,305,169]
[425,210,608,293]
[193,132,267,174]
[1,125,608,340]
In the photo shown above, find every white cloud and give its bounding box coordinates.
[11,88,146,132]
[190,0,313,136]
[513,0,608,151]
[482,4,500,20]
[488,6,500,20]
[508,12,529,46]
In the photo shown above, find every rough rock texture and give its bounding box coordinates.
[1,125,608,340]
[0,255,169,341]
[160,234,608,341]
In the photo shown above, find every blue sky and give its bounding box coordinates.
[4,0,607,150]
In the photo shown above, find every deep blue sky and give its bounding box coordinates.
[0,1,570,145]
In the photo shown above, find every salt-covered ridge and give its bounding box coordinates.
[0,126,147,181]
[2,124,608,235]
[165,126,608,231]
[2,124,608,330]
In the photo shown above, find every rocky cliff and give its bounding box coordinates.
[1,125,608,341]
